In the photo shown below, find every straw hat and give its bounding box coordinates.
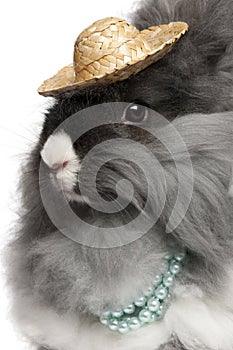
[38,17,188,97]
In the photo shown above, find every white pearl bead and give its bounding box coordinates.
[174,252,185,262]
[164,254,172,260]
[109,319,119,331]
[144,286,154,297]
[170,261,181,275]
[123,304,135,314]
[153,275,162,286]
[112,310,123,318]
[147,297,160,312]
[118,321,129,334]
[156,304,165,319]
[139,309,152,323]
[100,316,109,326]
[135,296,146,307]
[128,317,141,331]
[163,273,174,287]
[155,286,168,300]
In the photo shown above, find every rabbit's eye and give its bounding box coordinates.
[122,103,148,124]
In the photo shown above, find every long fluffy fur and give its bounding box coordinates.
[3,1,233,349]
[131,0,233,115]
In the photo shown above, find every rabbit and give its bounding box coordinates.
[4,0,233,350]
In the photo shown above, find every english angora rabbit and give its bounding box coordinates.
[4,0,233,350]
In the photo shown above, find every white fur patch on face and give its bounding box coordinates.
[40,131,82,200]
[41,130,79,170]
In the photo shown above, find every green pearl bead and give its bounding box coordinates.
[153,274,162,286]
[163,273,174,287]
[174,252,186,262]
[144,286,154,297]
[155,286,168,300]
[164,254,172,260]
[156,304,165,319]
[123,304,135,314]
[128,317,141,331]
[100,316,109,326]
[112,310,123,318]
[135,296,147,307]
[170,260,181,275]
[138,309,152,323]
[147,297,160,312]
[118,321,130,334]
[109,319,119,331]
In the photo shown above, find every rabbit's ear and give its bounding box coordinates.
[132,0,233,66]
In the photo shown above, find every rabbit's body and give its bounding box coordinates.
[5,0,233,349]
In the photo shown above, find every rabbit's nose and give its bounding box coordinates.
[50,161,69,173]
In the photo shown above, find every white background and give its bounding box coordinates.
[0,0,136,348]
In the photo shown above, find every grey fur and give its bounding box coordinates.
[3,0,233,349]
[129,0,233,116]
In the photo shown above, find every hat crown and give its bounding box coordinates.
[73,17,140,76]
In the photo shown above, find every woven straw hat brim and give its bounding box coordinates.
[38,21,188,97]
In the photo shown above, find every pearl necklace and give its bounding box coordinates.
[99,253,185,334]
